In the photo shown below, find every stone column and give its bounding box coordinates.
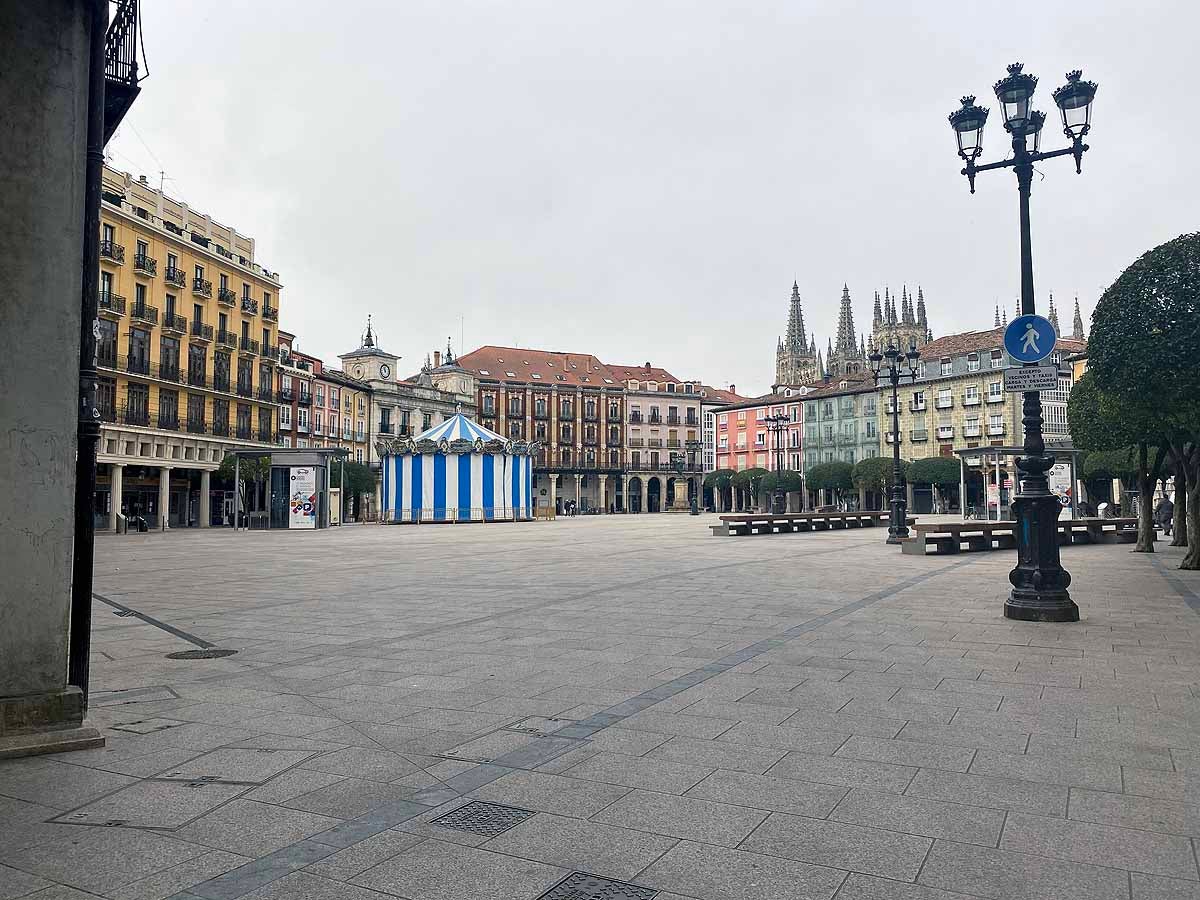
[906,481,915,512]
[109,464,124,531]
[641,479,649,514]
[600,475,608,513]
[0,0,103,756]
[622,475,630,512]
[548,473,558,515]
[159,467,172,530]
[199,469,211,528]
[858,484,867,512]
[574,473,583,510]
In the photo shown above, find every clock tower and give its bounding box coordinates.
[338,315,399,386]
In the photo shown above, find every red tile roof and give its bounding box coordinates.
[608,362,685,384]
[457,346,621,388]
[700,384,751,404]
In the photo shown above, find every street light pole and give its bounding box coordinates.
[764,411,790,514]
[948,64,1096,622]
[870,343,919,543]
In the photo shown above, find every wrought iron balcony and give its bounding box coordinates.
[212,420,231,437]
[239,337,259,355]
[217,287,237,305]
[987,423,1006,435]
[962,394,982,406]
[909,401,927,412]
[130,303,157,324]
[119,405,149,427]
[256,386,274,402]
[666,415,681,425]
[937,425,955,439]
[277,387,295,403]
[162,313,186,333]
[241,297,259,315]
[190,321,213,341]
[935,397,954,409]
[125,354,150,376]
[533,409,549,420]
[236,382,253,398]
[297,391,312,407]
[193,278,213,299]
[98,291,125,315]
[216,329,237,349]
[648,414,662,424]
[133,253,157,276]
[100,240,124,264]
[629,413,644,424]
[263,304,279,322]
[236,424,253,440]
[186,418,207,435]
[158,364,181,383]
[103,0,142,143]
[157,413,180,431]
[213,375,231,393]
[379,423,394,434]
[257,429,276,444]
[986,393,1005,404]
[187,370,207,388]
[963,425,983,438]
[164,266,187,288]
[583,411,599,422]
[910,430,929,442]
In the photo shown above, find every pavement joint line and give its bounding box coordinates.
[1148,552,1200,615]
[93,592,216,649]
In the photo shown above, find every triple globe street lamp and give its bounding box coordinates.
[763,411,791,514]
[947,63,1098,623]
[869,341,920,544]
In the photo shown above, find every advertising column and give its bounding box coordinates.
[289,467,317,529]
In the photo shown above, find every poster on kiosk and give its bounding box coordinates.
[289,467,317,529]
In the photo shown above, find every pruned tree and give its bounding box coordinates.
[852,456,908,510]
[908,457,963,514]
[216,454,270,515]
[806,461,854,506]
[1080,229,1200,566]
[732,467,769,508]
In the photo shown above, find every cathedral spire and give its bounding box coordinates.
[1047,292,1060,334]
[1002,307,1008,326]
[994,304,1001,327]
[873,291,883,326]
[1072,295,1085,341]
[785,280,807,350]
[916,286,927,328]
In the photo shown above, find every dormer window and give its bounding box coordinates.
[629,380,639,390]
[531,372,541,379]
[603,378,614,384]
[840,381,848,389]
[479,369,490,375]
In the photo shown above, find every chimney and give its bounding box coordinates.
[138,174,148,185]
[433,350,441,368]
[728,384,735,394]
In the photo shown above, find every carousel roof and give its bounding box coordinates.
[415,413,505,444]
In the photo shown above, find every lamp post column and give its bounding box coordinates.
[887,374,908,543]
[1005,134,1076,621]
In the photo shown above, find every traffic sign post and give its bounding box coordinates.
[1003,365,1059,392]
[1004,314,1057,364]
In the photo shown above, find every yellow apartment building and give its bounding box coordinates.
[881,326,1087,513]
[95,166,282,529]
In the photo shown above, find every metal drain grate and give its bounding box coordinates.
[430,800,535,836]
[165,648,237,659]
[536,872,658,899]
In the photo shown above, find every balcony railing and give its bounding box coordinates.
[647,438,663,448]
[263,304,278,322]
[963,425,982,437]
[187,370,207,388]
[986,393,1005,404]
[937,426,955,439]
[158,365,181,383]
[533,408,549,420]
[212,420,231,437]
[236,425,253,440]
[648,415,662,424]
[909,401,926,412]
[216,329,237,349]
[297,392,312,406]
[909,430,929,442]
[378,423,394,434]
[157,413,180,431]
[583,411,598,421]
[98,291,125,315]
[666,416,681,425]
[239,337,260,355]
[213,375,231,393]
[130,303,158,324]
[193,278,214,299]
[935,398,953,409]
[241,297,259,315]
[277,387,295,403]
[125,354,150,376]
[236,382,253,398]
[962,394,981,406]
[162,313,186,333]
[100,240,124,263]
[187,418,207,435]
[629,438,644,447]
[118,405,149,426]
[987,423,1006,435]
[667,439,681,448]
[164,266,186,288]
[256,386,274,401]
[629,413,643,424]
[190,321,213,341]
[218,287,238,306]
[133,253,157,276]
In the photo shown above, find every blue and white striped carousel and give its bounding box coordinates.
[378,413,538,523]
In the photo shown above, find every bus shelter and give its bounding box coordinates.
[952,445,1083,521]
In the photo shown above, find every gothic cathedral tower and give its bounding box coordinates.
[871,285,932,352]
[775,281,819,387]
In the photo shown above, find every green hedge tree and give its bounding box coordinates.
[908,457,962,514]
[806,461,853,506]
[1086,232,1200,567]
[852,456,908,508]
[731,467,769,508]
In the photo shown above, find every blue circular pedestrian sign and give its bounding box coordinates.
[1004,314,1057,364]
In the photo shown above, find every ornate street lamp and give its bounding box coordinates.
[763,411,791,514]
[947,63,1098,623]
[869,341,919,543]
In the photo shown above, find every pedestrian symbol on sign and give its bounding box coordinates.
[1004,314,1057,364]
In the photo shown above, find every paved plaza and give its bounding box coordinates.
[3,516,1200,900]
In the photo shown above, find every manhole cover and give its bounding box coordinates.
[165,648,237,659]
[429,800,535,836]
[536,872,658,899]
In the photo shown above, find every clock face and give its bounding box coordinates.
[380,364,390,379]
[354,365,364,378]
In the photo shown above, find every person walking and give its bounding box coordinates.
[1155,495,1174,536]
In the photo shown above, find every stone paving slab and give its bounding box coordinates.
[2,516,1199,900]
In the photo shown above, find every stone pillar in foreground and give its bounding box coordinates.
[0,0,104,757]
[199,469,211,528]
[109,463,124,531]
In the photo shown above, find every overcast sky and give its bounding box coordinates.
[108,0,1198,396]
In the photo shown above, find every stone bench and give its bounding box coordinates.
[710,511,913,537]
[900,517,1142,555]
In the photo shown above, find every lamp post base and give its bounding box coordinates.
[1006,490,1078,622]
[886,497,909,544]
